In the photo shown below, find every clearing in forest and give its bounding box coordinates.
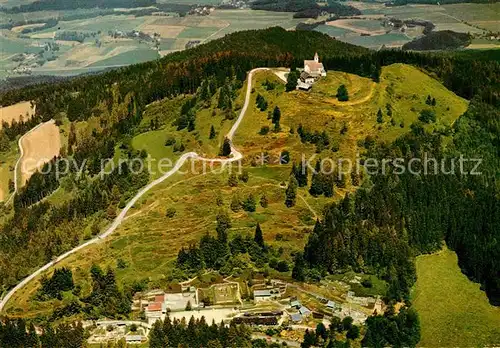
[19,120,61,186]
[0,101,35,128]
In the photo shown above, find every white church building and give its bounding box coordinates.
[297,52,326,90]
[304,52,326,77]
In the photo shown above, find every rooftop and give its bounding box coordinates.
[147,302,162,312]
[304,60,325,72]
[299,306,311,315]
[326,300,337,308]
[126,335,144,342]
[155,295,165,302]
[254,290,273,297]
[290,313,302,322]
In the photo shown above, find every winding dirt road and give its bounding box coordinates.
[0,68,268,313]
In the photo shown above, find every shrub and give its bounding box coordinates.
[418,109,436,123]
[166,207,176,218]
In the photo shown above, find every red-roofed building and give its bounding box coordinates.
[147,302,162,312]
[155,295,165,303]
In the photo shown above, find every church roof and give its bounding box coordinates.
[304,60,324,71]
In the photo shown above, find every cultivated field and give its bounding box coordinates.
[413,247,500,346]
[0,9,303,78]
[19,120,61,186]
[318,1,496,49]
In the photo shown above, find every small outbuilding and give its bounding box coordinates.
[299,306,312,317]
[290,313,302,323]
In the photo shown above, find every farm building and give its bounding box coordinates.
[300,71,315,85]
[290,300,301,308]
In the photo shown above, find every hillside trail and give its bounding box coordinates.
[336,81,376,106]
[0,68,269,313]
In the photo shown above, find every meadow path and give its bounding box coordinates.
[0,68,269,312]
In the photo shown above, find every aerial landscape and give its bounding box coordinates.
[0,0,499,347]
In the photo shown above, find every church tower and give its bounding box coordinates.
[314,52,319,63]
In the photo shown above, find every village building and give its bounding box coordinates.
[299,306,312,317]
[144,289,198,325]
[290,313,302,323]
[125,335,146,344]
[253,289,280,302]
[326,300,339,311]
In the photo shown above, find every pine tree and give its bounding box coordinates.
[243,194,256,212]
[309,160,323,196]
[209,125,216,139]
[337,84,349,101]
[285,175,298,207]
[215,210,231,243]
[272,106,281,125]
[292,252,306,281]
[254,223,264,248]
[426,94,432,105]
[386,103,393,117]
[219,137,232,156]
[286,70,299,91]
[296,160,308,187]
[377,109,384,123]
[230,194,241,212]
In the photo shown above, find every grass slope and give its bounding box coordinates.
[412,247,500,347]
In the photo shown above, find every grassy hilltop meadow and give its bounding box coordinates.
[0,12,498,348]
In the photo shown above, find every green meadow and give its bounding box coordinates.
[413,247,500,347]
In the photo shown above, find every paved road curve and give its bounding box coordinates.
[0,68,268,313]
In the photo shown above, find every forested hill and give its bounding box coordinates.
[403,31,472,51]
[0,28,369,121]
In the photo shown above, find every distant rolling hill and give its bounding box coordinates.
[403,30,472,51]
